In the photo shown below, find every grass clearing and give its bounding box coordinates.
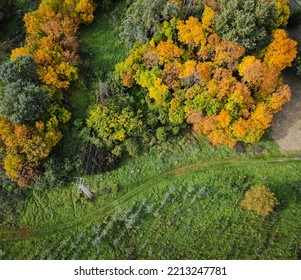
[79,1,128,82]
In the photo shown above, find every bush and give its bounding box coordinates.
[241,185,279,217]
[125,138,140,157]
[34,157,74,189]
[80,144,120,175]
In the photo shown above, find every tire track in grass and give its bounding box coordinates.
[0,157,301,241]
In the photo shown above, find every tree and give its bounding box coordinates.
[3,154,39,187]
[10,0,94,90]
[273,0,290,28]
[119,0,180,48]
[0,0,95,187]
[75,0,95,24]
[264,29,298,72]
[177,16,206,47]
[214,0,277,53]
[241,185,279,217]
[0,80,49,124]
[0,55,39,85]
[86,102,143,151]
[0,56,50,124]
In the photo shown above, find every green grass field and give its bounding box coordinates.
[0,158,301,259]
[0,134,300,259]
[0,0,300,260]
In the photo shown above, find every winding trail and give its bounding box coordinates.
[1,156,301,241]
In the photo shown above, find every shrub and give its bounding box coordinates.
[156,127,167,142]
[241,185,279,217]
[111,183,119,194]
[125,138,140,157]
[34,157,74,189]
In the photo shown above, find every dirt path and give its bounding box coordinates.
[272,72,301,151]
[271,25,301,152]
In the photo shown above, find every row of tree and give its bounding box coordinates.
[0,0,95,186]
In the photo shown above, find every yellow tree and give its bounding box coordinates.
[264,29,297,72]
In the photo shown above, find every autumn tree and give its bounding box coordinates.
[264,29,298,72]
[86,101,143,155]
[11,0,96,91]
[114,10,297,148]
[241,185,279,217]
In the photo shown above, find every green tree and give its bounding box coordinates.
[0,56,49,124]
[0,80,49,124]
[119,0,180,48]
[215,0,277,53]
[0,55,39,85]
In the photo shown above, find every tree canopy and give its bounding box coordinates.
[214,0,277,53]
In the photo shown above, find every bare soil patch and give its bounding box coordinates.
[272,72,301,151]
[271,25,301,152]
